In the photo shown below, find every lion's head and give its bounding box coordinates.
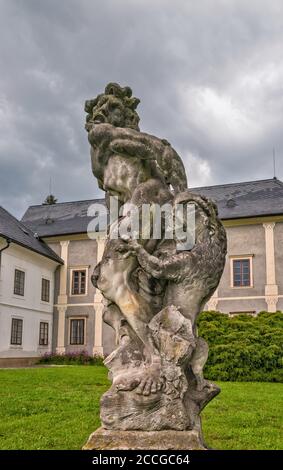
[85,82,140,132]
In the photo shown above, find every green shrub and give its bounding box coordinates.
[197,311,283,382]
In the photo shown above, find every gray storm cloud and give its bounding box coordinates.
[0,0,282,217]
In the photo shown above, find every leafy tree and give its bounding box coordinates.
[43,194,57,205]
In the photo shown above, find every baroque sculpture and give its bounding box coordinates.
[83,83,227,450]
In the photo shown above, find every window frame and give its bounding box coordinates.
[69,318,86,345]
[229,311,256,316]
[10,318,23,346]
[41,278,50,303]
[39,321,49,346]
[69,267,88,297]
[13,269,25,297]
[230,255,253,288]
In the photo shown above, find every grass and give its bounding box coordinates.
[202,381,283,450]
[0,366,108,450]
[0,366,282,450]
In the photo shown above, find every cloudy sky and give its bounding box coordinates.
[0,0,283,218]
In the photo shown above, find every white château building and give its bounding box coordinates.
[0,207,62,366]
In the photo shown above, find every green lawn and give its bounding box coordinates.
[0,366,282,450]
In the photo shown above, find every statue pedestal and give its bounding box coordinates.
[83,428,207,450]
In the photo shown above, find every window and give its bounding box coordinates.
[232,258,251,287]
[14,269,25,296]
[39,322,49,346]
[71,270,86,295]
[230,311,256,316]
[10,318,23,345]
[41,278,50,302]
[70,319,85,345]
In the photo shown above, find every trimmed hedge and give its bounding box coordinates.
[197,311,283,382]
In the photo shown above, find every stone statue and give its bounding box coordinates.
[83,83,227,450]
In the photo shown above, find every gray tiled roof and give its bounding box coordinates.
[0,206,63,263]
[192,177,283,220]
[22,198,106,237]
[21,178,283,237]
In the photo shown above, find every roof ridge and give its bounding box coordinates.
[190,177,282,191]
[273,177,283,188]
[26,197,105,209]
[22,178,283,211]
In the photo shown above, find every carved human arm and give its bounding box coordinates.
[125,239,192,281]
[109,131,187,192]
[88,123,187,192]
[120,192,222,282]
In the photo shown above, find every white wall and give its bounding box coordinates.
[0,241,59,358]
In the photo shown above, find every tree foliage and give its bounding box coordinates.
[43,194,57,205]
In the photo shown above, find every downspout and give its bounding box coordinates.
[0,237,11,254]
[0,237,11,275]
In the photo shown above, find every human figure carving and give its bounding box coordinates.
[84,83,227,436]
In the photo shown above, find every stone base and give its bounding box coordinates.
[0,357,39,368]
[83,427,207,450]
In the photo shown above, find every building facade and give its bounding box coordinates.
[0,207,62,365]
[207,219,283,314]
[16,177,283,357]
[45,233,114,357]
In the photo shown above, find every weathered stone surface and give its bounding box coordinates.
[83,427,207,450]
[83,83,227,447]
[100,305,219,431]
